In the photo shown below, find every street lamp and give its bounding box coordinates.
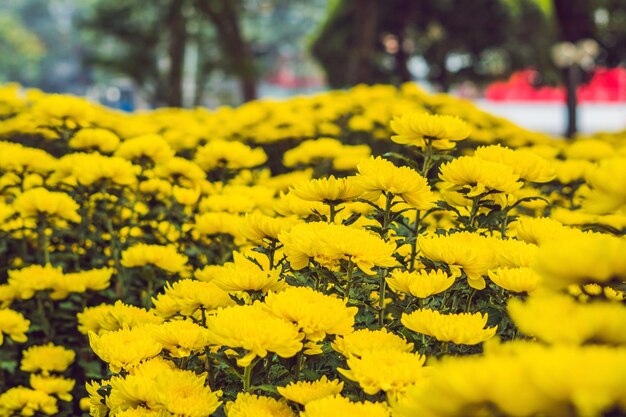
[551,38,600,138]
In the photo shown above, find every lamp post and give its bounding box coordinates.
[551,39,599,138]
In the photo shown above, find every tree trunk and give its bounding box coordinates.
[552,0,595,42]
[196,0,257,102]
[166,0,187,107]
[350,0,378,84]
[391,0,416,83]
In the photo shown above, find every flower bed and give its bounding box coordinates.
[0,83,625,417]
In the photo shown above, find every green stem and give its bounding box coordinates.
[267,240,276,270]
[293,350,304,382]
[200,308,213,386]
[500,209,510,238]
[466,289,477,312]
[344,260,354,302]
[408,210,421,272]
[420,139,435,178]
[381,193,394,239]
[378,270,388,328]
[36,294,52,341]
[37,216,50,265]
[467,196,481,230]
[243,361,255,392]
[328,202,337,223]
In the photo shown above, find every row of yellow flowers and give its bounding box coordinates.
[0,82,625,417]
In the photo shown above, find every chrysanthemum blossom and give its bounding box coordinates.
[401,309,497,345]
[353,156,435,210]
[390,112,471,150]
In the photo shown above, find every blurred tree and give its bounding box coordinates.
[0,14,46,83]
[312,0,534,90]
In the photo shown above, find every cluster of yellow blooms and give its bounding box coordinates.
[0,81,625,417]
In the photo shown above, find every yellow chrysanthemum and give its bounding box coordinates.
[390,112,471,150]
[352,156,436,210]
[29,374,75,402]
[386,269,455,298]
[290,176,362,204]
[107,358,221,417]
[69,128,120,152]
[0,387,58,416]
[13,187,81,223]
[331,328,413,358]
[339,350,426,395]
[263,287,357,342]
[121,243,188,273]
[194,140,267,171]
[151,279,234,318]
[474,144,556,183]
[115,134,175,165]
[417,232,498,290]
[204,304,303,367]
[277,376,343,405]
[77,300,163,335]
[533,234,626,290]
[488,267,541,294]
[20,343,75,376]
[439,156,523,197]
[582,157,626,214]
[211,259,286,293]
[279,222,396,275]
[508,294,626,345]
[0,308,30,345]
[302,395,390,417]
[225,393,295,417]
[402,309,497,345]
[88,326,162,373]
[151,319,211,358]
[240,212,301,243]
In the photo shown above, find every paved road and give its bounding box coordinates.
[474,100,626,136]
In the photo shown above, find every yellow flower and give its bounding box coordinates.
[339,350,425,395]
[172,185,201,206]
[240,212,300,243]
[390,112,471,150]
[152,319,211,358]
[20,343,75,375]
[508,294,626,345]
[154,157,206,187]
[0,309,30,345]
[204,304,303,367]
[402,309,497,345]
[290,176,362,204]
[194,140,267,171]
[107,358,221,417]
[582,157,626,214]
[279,222,396,275]
[417,232,497,290]
[7,264,63,299]
[211,259,286,293]
[13,187,81,223]
[77,300,163,335]
[115,134,175,165]
[0,387,58,416]
[225,393,295,417]
[474,145,556,183]
[488,267,541,294]
[386,269,455,298]
[48,268,113,300]
[152,279,234,318]
[29,374,75,402]
[439,156,523,197]
[533,234,626,290]
[193,212,244,240]
[332,328,413,358]
[302,395,390,417]
[121,243,188,273]
[277,376,343,405]
[69,128,120,152]
[263,287,357,342]
[88,326,162,373]
[282,137,370,171]
[352,156,435,210]
[0,141,58,174]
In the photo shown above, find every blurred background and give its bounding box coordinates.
[1,0,625,133]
